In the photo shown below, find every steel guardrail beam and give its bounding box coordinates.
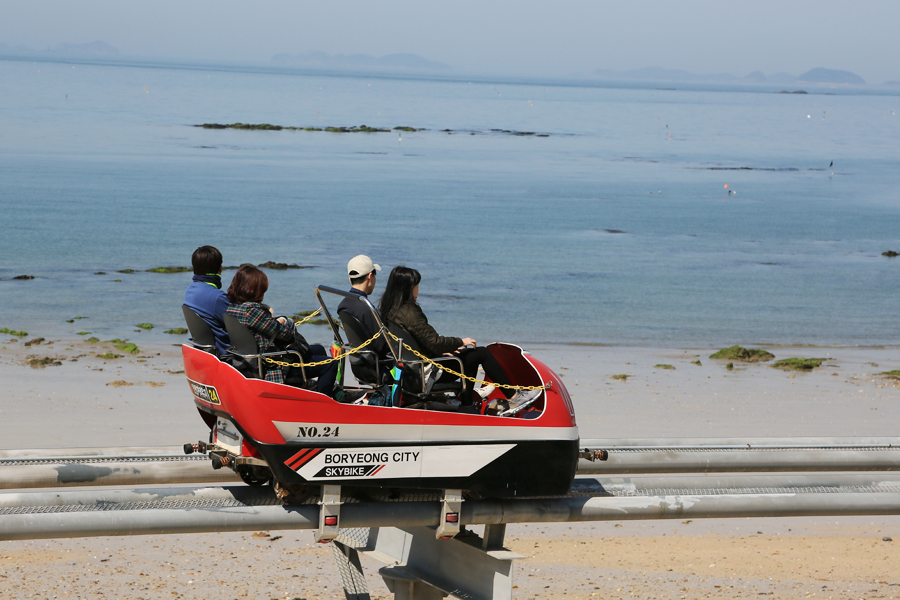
[2,482,900,541]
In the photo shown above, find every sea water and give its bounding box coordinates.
[1,57,899,347]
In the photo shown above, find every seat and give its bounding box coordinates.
[182,305,218,355]
[387,323,465,400]
[338,310,394,388]
[222,313,306,382]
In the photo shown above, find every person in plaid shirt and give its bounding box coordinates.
[225,265,338,393]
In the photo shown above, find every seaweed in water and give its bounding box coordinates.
[147,266,192,273]
[258,261,312,270]
[0,328,28,337]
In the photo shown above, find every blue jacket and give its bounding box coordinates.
[184,275,230,355]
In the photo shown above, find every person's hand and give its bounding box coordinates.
[276,316,286,324]
[269,307,275,316]
[461,337,476,348]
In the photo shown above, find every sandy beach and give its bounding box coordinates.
[1,333,899,598]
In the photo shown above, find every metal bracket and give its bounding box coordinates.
[436,489,462,540]
[315,484,342,543]
[578,448,609,462]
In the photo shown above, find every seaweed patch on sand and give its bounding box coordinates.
[27,356,63,368]
[710,345,774,362]
[771,357,828,371]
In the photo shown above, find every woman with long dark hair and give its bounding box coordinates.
[226,265,338,394]
[379,265,540,408]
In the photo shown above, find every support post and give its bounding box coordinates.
[379,567,447,600]
[367,526,522,600]
[436,489,462,540]
[332,540,371,600]
[315,484,342,543]
[482,523,506,551]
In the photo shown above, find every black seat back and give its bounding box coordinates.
[182,305,217,354]
[223,313,259,354]
[223,313,263,378]
[339,310,386,386]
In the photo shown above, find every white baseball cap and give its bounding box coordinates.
[347,255,381,277]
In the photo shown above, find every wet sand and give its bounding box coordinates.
[1,335,899,598]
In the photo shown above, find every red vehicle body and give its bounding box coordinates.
[184,339,580,498]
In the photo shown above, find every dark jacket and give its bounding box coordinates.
[337,288,388,357]
[389,302,463,357]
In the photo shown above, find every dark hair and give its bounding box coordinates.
[192,245,223,275]
[378,266,421,323]
[350,271,374,286]
[227,265,268,304]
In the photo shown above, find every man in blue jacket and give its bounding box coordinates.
[183,246,230,354]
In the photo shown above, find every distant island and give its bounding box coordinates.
[796,68,865,85]
[593,66,867,86]
[272,51,450,71]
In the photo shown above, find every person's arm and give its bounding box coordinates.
[404,304,463,356]
[243,304,295,343]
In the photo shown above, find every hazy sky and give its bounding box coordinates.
[3,0,898,83]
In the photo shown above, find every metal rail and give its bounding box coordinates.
[3,438,898,490]
[2,474,900,541]
[2,441,898,600]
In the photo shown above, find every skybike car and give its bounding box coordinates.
[182,286,580,526]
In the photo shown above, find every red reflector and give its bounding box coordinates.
[445,513,459,523]
[324,516,338,526]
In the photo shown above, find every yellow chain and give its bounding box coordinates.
[293,308,322,326]
[265,326,550,392]
[263,330,383,368]
[384,330,549,392]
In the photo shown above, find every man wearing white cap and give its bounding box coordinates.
[337,255,387,356]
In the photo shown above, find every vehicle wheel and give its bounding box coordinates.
[274,482,315,505]
[238,466,272,486]
[463,489,484,501]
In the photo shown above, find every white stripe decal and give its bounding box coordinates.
[272,421,578,444]
[294,444,515,481]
